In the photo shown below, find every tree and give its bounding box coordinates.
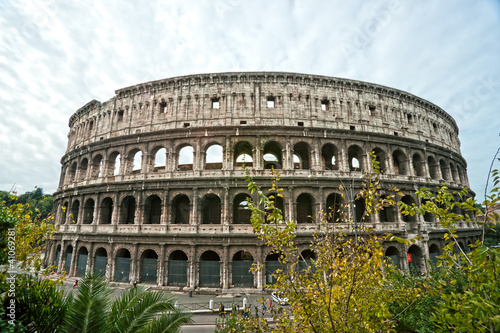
[65,273,193,333]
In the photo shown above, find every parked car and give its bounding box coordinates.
[271,291,289,305]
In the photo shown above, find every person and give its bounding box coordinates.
[262,303,267,317]
[270,299,273,309]
[255,305,259,318]
[133,280,137,289]
[243,305,249,318]
[73,280,79,288]
[219,303,225,318]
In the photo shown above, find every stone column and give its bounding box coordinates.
[192,188,199,226]
[222,246,229,290]
[256,246,262,289]
[158,244,165,286]
[69,240,78,276]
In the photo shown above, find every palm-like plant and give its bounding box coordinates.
[65,274,192,333]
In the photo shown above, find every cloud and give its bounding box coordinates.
[0,0,499,196]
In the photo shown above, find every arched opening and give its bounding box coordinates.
[265,194,284,222]
[125,149,142,174]
[140,250,158,284]
[54,245,61,270]
[94,248,107,277]
[234,141,253,168]
[348,145,364,171]
[293,142,310,170]
[70,200,80,224]
[407,245,424,275]
[199,251,220,287]
[428,156,438,180]
[372,148,387,173]
[296,193,313,223]
[168,250,188,286]
[265,253,281,285]
[153,147,166,168]
[233,193,251,224]
[78,158,88,182]
[393,150,408,175]
[401,196,417,222]
[83,198,95,224]
[67,162,77,184]
[354,197,366,222]
[64,245,73,273]
[61,202,68,224]
[326,193,343,223]
[298,249,315,272]
[172,195,190,224]
[202,194,221,224]
[412,153,424,176]
[385,247,400,269]
[114,249,131,282]
[263,141,282,169]
[91,155,103,178]
[429,244,440,266]
[144,195,162,224]
[450,163,459,182]
[107,152,121,176]
[119,196,136,224]
[205,144,223,169]
[322,143,339,170]
[379,195,397,222]
[232,250,254,287]
[77,247,88,277]
[422,199,434,222]
[178,145,194,171]
[100,197,113,224]
[440,159,450,181]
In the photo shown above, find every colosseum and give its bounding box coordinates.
[46,71,480,292]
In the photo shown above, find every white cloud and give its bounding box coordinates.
[0,0,499,197]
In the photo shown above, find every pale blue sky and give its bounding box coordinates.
[0,0,499,198]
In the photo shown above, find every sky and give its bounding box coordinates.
[0,0,499,199]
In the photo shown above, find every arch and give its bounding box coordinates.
[64,245,73,273]
[172,195,190,224]
[78,158,88,182]
[326,192,343,223]
[144,195,162,224]
[407,245,424,275]
[168,250,188,286]
[114,248,131,282]
[440,159,450,181]
[428,156,438,180]
[202,194,221,224]
[293,142,310,170]
[385,246,400,269]
[232,250,254,287]
[322,143,339,171]
[401,195,417,222]
[119,196,136,224]
[379,195,397,222]
[83,198,95,224]
[412,153,424,176]
[108,152,121,176]
[140,249,158,284]
[422,199,434,222]
[94,247,108,277]
[429,244,440,266]
[354,197,367,222]
[153,147,166,168]
[178,145,194,170]
[70,200,80,224]
[233,193,251,224]
[67,162,77,184]
[263,141,283,169]
[205,144,223,169]
[91,154,104,178]
[77,247,88,277]
[299,249,315,271]
[450,162,459,182]
[61,202,68,224]
[265,193,285,222]
[372,148,387,173]
[296,193,314,223]
[99,197,113,224]
[199,251,220,287]
[348,145,364,171]
[234,141,253,168]
[265,253,282,285]
[125,149,142,174]
[54,245,61,270]
[392,149,408,175]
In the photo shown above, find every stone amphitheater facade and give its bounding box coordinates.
[46,72,480,292]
